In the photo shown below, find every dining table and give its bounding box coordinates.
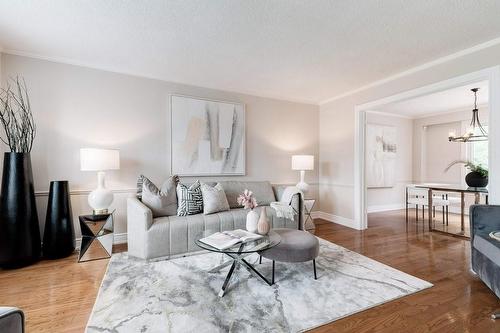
[413,184,488,238]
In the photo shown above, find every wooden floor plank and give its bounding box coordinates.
[0,210,498,332]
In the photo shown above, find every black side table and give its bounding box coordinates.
[78,211,114,262]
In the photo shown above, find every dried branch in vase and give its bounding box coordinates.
[0,76,36,152]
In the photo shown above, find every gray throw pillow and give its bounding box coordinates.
[201,183,230,215]
[139,175,178,217]
[177,181,203,216]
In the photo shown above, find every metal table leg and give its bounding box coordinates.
[208,252,251,273]
[211,245,273,297]
[241,258,273,286]
[428,189,433,231]
[461,192,465,233]
[405,187,409,224]
[218,261,237,297]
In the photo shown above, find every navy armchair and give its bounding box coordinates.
[0,307,24,333]
[470,205,500,318]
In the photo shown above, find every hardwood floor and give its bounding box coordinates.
[311,210,499,333]
[0,210,498,332]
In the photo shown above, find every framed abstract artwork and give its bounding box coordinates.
[365,124,397,188]
[170,95,245,176]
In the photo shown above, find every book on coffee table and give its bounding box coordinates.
[199,229,263,250]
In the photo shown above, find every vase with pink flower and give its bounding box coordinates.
[237,189,259,233]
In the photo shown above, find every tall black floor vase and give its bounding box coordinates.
[0,152,41,268]
[43,181,75,258]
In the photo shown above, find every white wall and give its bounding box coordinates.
[365,112,413,213]
[320,42,500,227]
[0,54,319,240]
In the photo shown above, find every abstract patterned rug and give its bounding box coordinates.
[86,238,432,332]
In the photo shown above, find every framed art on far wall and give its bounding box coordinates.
[170,95,246,176]
[365,123,397,188]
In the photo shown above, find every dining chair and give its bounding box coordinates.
[406,186,449,225]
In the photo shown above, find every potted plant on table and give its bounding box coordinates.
[444,160,488,188]
[237,189,259,233]
[0,76,40,268]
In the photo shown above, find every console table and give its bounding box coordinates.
[413,184,488,239]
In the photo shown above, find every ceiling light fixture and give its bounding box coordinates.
[448,88,488,142]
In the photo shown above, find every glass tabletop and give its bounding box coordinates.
[412,183,488,193]
[195,230,281,254]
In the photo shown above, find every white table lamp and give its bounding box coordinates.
[80,148,120,214]
[292,155,314,193]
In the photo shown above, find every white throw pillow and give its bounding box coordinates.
[201,183,230,215]
[139,175,178,217]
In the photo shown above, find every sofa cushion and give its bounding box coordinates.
[473,231,500,264]
[146,206,299,257]
[177,181,203,216]
[138,175,178,217]
[219,181,276,209]
[201,183,230,215]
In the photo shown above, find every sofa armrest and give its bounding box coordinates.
[470,205,500,240]
[272,185,304,230]
[127,197,153,231]
[127,197,154,259]
[0,307,24,333]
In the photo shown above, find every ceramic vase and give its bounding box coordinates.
[246,209,259,233]
[257,207,270,235]
[43,181,75,259]
[0,152,41,268]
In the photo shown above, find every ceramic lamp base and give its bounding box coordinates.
[88,188,113,214]
[296,170,309,193]
[88,171,113,214]
[296,181,309,193]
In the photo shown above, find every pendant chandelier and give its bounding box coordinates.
[448,88,488,142]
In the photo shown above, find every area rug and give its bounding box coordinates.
[86,238,432,332]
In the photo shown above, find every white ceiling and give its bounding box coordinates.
[1,1,500,104]
[376,81,489,118]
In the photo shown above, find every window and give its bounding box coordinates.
[469,125,488,167]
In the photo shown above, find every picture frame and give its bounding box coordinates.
[170,94,246,176]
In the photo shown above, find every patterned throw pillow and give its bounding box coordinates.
[201,182,230,215]
[177,181,203,216]
[137,175,179,217]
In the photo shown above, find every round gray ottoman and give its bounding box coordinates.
[259,228,319,283]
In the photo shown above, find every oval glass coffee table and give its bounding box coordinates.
[195,230,281,297]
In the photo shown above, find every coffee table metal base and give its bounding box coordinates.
[211,249,273,297]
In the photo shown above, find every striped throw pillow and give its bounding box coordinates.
[176,181,203,216]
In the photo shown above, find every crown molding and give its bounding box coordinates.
[365,110,413,119]
[319,36,500,106]
[2,48,318,106]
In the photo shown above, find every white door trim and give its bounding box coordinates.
[354,66,500,230]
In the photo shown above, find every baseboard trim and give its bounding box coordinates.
[75,232,127,250]
[312,211,358,230]
[367,204,406,213]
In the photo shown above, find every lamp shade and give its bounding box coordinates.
[80,148,120,171]
[291,155,314,171]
